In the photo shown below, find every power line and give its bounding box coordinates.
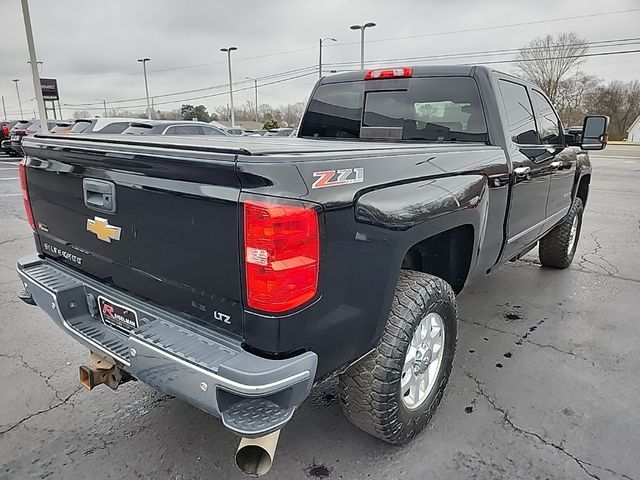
[66,44,640,112]
[63,65,318,107]
[324,37,640,68]
[329,47,640,70]
[464,48,640,66]
[69,71,318,112]
[68,36,640,108]
[337,8,640,47]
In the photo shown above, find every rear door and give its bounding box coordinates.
[23,138,245,335]
[497,78,554,260]
[530,89,577,231]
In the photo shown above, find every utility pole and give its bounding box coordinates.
[350,22,376,69]
[137,58,151,119]
[319,37,337,78]
[254,79,258,123]
[13,79,24,119]
[103,99,107,116]
[2,96,6,120]
[221,46,237,126]
[20,0,48,132]
[246,77,259,123]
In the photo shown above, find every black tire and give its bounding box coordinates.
[539,197,584,269]
[338,270,458,445]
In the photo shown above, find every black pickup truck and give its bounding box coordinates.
[17,65,607,475]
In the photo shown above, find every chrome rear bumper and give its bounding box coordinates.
[17,255,317,437]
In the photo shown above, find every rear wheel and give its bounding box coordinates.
[539,197,584,269]
[338,270,458,444]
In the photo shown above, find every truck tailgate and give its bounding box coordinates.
[22,137,244,336]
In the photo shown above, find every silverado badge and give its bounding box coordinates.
[87,217,122,243]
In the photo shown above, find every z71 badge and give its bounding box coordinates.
[312,168,364,189]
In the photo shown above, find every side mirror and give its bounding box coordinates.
[581,115,609,151]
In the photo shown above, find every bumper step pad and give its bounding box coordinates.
[221,398,295,437]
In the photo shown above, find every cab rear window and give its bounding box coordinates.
[300,77,488,143]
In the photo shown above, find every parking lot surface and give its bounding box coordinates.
[1,146,638,480]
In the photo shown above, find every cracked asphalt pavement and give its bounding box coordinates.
[1,146,639,479]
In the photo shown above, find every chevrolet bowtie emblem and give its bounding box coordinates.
[87,217,122,243]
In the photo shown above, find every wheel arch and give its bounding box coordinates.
[575,173,591,207]
[355,175,488,294]
[401,224,475,294]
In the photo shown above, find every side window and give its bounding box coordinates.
[200,126,224,136]
[96,122,130,134]
[498,80,539,145]
[165,125,201,135]
[531,90,562,145]
[299,82,363,138]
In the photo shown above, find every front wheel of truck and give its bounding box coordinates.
[338,270,458,444]
[539,197,584,269]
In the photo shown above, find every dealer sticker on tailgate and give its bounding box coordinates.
[98,295,139,332]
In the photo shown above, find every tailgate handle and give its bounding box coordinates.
[83,179,116,213]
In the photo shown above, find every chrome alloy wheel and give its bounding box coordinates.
[401,312,445,410]
[568,215,579,255]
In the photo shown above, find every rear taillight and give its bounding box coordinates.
[19,160,35,231]
[1,124,8,136]
[364,67,413,80]
[244,200,319,313]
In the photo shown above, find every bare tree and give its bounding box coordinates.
[279,102,306,126]
[585,80,640,140]
[214,104,231,122]
[516,32,589,104]
[555,72,601,127]
[72,111,91,119]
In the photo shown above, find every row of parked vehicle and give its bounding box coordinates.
[0,118,231,157]
[0,117,298,157]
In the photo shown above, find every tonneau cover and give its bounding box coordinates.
[24,133,484,157]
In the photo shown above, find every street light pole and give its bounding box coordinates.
[350,22,376,69]
[319,37,337,78]
[103,99,107,116]
[221,47,238,127]
[1,96,7,121]
[137,58,151,119]
[12,80,24,119]
[20,0,48,131]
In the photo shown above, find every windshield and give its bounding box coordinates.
[299,76,488,143]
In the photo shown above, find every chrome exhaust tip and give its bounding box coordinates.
[235,430,280,476]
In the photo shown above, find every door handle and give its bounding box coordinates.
[513,166,531,180]
[83,178,117,213]
[550,161,563,169]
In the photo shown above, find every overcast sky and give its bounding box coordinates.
[1,0,639,119]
